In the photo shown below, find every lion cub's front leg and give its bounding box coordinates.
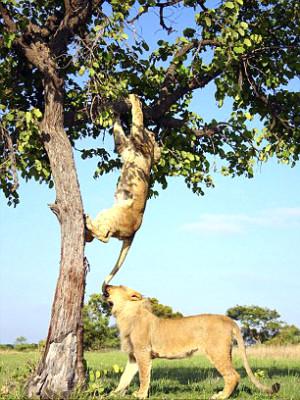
[113,356,138,396]
[133,352,152,399]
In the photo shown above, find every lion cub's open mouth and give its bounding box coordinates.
[103,288,114,307]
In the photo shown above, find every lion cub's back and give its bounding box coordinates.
[152,314,235,356]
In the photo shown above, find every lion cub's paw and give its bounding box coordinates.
[132,390,148,399]
[109,389,126,397]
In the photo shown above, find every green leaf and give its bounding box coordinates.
[5,33,16,49]
[89,371,95,382]
[141,41,149,51]
[250,34,263,43]
[78,66,85,76]
[244,38,252,47]
[25,112,32,125]
[112,364,120,373]
[95,370,101,379]
[183,28,196,37]
[33,108,43,118]
[224,2,235,9]
[233,46,245,54]
[204,16,211,27]
[6,113,14,122]
[240,21,248,29]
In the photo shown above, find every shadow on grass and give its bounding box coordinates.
[152,366,218,384]
[149,364,299,397]
[152,366,298,384]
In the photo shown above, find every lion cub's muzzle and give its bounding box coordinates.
[102,285,114,307]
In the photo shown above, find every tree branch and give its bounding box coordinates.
[197,0,208,12]
[50,0,95,56]
[128,0,182,25]
[0,3,17,32]
[128,4,150,24]
[151,67,222,119]
[242,58,293,131]
[159,39,220,101]
[0,123,19,192]
[159,4,173,34]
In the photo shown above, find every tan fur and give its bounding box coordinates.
[86,95,160,288]
[105,285,280,399]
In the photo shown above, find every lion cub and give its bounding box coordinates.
[104,285,280,400]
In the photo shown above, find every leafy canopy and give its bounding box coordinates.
[1,0,299,206]
[227,304,283,344]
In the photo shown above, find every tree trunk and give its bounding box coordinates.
[27,78,87,399]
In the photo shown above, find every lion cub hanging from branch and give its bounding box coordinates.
[86,94,160,288]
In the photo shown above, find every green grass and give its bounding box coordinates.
[0,350,300,399]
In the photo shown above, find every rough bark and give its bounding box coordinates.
[26,78,86,399]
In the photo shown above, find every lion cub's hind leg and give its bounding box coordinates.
[207,348,240,400]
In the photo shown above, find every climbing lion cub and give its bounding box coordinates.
[104,285,280,399]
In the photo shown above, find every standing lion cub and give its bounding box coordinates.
[104,285,280,400]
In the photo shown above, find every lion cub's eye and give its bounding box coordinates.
[131,293,141,301]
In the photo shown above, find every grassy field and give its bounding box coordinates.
[0,346,300,399]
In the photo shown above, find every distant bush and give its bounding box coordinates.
[0,342,41,351]
[0,344,14,350]
[266,325,300,346]
[14,343,38,351]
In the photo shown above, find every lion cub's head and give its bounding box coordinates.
[103,285,150,316]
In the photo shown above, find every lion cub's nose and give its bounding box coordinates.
[103,284,111,298]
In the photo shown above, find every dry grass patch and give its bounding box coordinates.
[234,344,300,359]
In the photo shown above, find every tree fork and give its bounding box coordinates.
[27,77,87,399]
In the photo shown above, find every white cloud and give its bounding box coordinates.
[181,207,300,235]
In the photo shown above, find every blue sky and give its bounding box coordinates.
[1,2,300,344]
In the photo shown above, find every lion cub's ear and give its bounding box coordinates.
[130,292,142,301]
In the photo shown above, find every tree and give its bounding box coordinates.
[226,305,283,344]
[150,298,183,319]
[83,294,119,350]
[1,0,299,398]
[14,336,27,345]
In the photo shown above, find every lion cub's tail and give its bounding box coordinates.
[233,324,280,395]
